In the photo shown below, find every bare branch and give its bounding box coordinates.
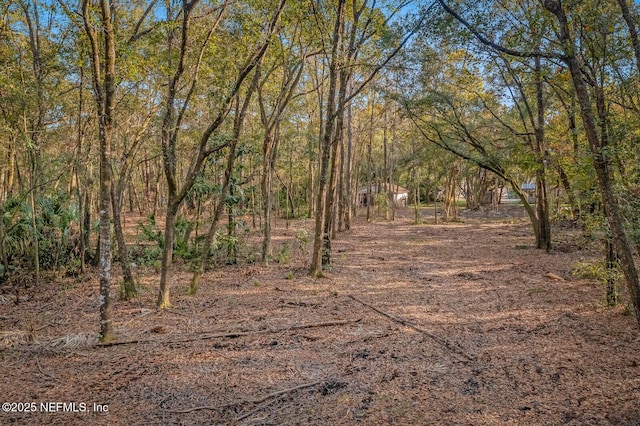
[436,0,559,59]
[128,0,157,44]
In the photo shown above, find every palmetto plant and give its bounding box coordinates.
[0,193,79,284]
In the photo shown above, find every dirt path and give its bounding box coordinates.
[1,209,639,425]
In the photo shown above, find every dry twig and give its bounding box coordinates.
[166,380,323,417]
[97,318,361,347]
[347,294,475,361]
[35,356,58,380]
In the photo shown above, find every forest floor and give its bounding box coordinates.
[1,206,639,425]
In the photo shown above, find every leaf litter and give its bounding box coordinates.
[0,207,639,425]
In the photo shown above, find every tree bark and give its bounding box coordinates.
[82,0,117,341]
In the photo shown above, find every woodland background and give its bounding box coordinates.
[1,0,640,339]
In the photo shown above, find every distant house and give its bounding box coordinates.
[501,182,536,204]
[521,182,536,204]
[357,183,409,207]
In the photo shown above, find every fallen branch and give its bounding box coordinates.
[235,402,272,422]
[167,403,228,414]
[347,294,475,362]
[97,318,361,347]
[235,380,324,421]
[166,380,323,416]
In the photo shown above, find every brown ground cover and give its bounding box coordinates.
[1,207,639,425]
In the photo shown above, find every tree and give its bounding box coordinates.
[256,20,307,264]
[156,0,286,308]
[540,0,640,325]
[434,0,640,325]
[309,0,345,277]
[309,0,421,276]
[188,68,260,294]
[81,0,117,341]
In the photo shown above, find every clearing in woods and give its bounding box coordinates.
[1,207,639,425]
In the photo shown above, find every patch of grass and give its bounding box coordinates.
[277,243,291,264]
[572,260,607,281]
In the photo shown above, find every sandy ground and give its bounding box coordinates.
[1,207,639,425]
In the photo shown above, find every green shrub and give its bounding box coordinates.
[277,243,291,264]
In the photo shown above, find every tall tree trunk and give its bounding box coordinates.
[98,0,115,342]
[443,163,459,221]
[83,190,93,265]
[29,164,39,287]
[74,65,89,273]
[81,0,117,341]
[261,128,279,264]
[307,135,315,219]
[322,39,351,266]
[433,186,438,224]
[337,133,345,233]
[256,47,306,263]
[250,157,258,229]
[322,123,342,266]
[413,170,421,224]
[157,203,177,308]
[309,0,346,277]
[110,111,154,301]
[261,136,275,264]
[227,184,237,264]
[2,137,16,200]
[390,115,397,220]
[344,81,354,231]
[366,89,375,223]
[111,183,136,299]
[605,237,618,306]
[534,55,551,251]
[383,110,390,220]
[288,139,295,220]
